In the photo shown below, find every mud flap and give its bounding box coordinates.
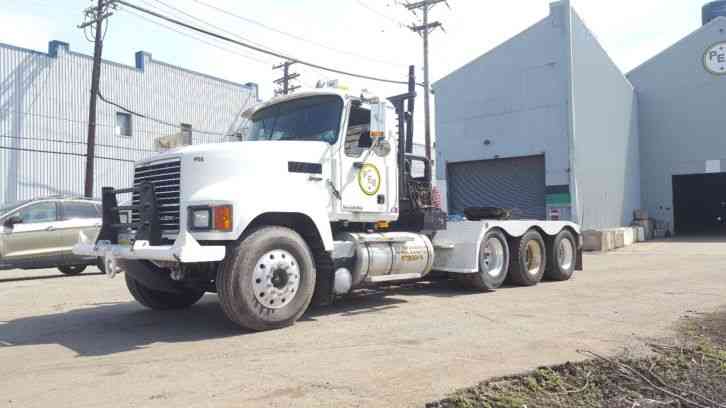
[310,253,335,307]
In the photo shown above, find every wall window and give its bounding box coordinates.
[116,112,132,137]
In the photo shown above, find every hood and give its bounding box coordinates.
[147,141,332,205]
[139,140,331,166]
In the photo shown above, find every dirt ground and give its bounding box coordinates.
[429,308,726,408]
[1,238,725,408]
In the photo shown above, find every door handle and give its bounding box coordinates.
[308,175,324,182]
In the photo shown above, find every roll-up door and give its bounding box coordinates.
[447,155,546,220]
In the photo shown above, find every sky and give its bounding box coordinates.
[0,0,712,114]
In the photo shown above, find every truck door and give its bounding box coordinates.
[339,102,397,215]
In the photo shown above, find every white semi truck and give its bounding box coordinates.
[75,69,582,331]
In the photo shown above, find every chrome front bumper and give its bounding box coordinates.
[73,230,226,276]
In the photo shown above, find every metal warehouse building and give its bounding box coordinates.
[0,40,258,204]
[434,0,726,235]
[628,10,726,235]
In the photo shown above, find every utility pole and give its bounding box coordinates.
[79,0,114,198]
[273,61,300,96]
[405,0,448,182]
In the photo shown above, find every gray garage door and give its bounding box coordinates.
[447,155,546,219]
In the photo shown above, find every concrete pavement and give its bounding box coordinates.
[1,238,725,407]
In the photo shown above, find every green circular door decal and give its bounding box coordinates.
[358,163,381,196]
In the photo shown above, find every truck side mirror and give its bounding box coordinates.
[4,215,22,228]
[370,102,387,140]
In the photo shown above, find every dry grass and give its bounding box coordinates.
[427,309,726,408]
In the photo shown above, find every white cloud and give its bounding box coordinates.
[0,12,54,51]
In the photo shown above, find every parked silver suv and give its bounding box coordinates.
[0,197,103,275]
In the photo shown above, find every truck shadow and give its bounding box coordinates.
[0,296,242,357]
[0,279,493,357]
[0,271,104,283]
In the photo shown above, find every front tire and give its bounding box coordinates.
[125,273,205,310]
[58,265,86,276]
[216,226,316,331]
[508,230,546,286]
[460,229,510,291]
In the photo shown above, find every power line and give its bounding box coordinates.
[57,48,257,139]
[98,91,233,137]
[0,133,158,154]
[144,0,274,57]
[0,144,136,163]
[189,0,407,68]
[114,0,414,86]
[355,0,409,29]
[119,7,273,66]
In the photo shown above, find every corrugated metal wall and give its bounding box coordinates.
[432,2,571,216]
[0,41,257,204]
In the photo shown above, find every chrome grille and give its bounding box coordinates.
[132,159,181,234]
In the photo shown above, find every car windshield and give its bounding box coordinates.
[246,95,343,144]
[0,199,31,216]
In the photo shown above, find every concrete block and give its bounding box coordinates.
[634,209,649,220]
[633,219,654,240]
[622,227,635,246]
[583,229,615,252]
[612,229,625,248]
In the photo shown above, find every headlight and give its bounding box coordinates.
[191,208,212,229]
[188,205,232,232]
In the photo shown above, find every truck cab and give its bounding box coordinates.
[75,79,582,332]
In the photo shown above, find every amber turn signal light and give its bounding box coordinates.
[213,205,233,231]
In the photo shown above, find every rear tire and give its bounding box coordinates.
[216,226,316,331]
[460,229,510,291]
[125,273,205,310]
[508,230,546,286]
[58,265,86,276]
[545,230,576,281]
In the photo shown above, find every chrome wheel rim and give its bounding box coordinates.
[525,240,543,276]
[558,237,574,270]
[481,237,506,278]
[252,249,300,309]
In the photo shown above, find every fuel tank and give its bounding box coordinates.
[336,232,435,286]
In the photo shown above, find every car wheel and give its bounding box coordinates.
[217,226,316,331]
[58,265,87,276]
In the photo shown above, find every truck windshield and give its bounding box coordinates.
[247,95,343,144]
